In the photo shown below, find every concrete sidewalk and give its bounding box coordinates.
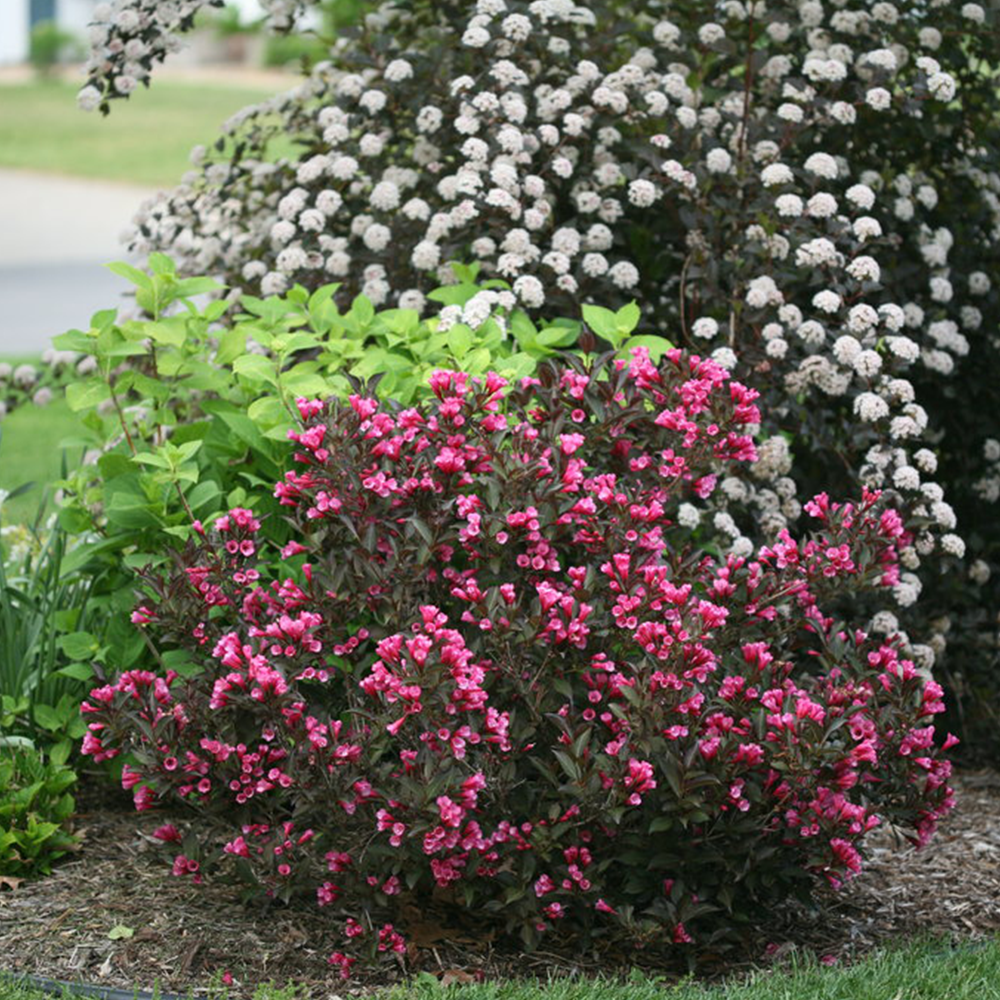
[0,168,158,354]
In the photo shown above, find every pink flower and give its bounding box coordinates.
[559,432,586,455]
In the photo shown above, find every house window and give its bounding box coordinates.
[30,0,57,26]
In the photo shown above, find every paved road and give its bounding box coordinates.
[0,169,158,355]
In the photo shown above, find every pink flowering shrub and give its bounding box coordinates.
[82,350,954,970]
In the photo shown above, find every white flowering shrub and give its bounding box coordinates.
[79,0,1000,752]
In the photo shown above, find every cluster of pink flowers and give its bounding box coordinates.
[83,351,954,970]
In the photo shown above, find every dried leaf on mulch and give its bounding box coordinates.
[0,772,997,996]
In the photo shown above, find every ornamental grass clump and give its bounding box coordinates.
[82,350,954,972]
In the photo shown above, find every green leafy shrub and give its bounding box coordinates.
[28,20,80,77]
[0,745,77,878]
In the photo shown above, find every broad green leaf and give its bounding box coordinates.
[57,662,95,683]
[174,276,223,297]
[65,380,111,412]
[233,353,278,386]
[51,330,95,352]
[215,327,247,366]
[350,294,375,328]
[146,318,188,348]
[582,304,622,345]
[147,253,176,276]
[106,261,152,290]
[246,396,289,430]
[57,632,97,661]
[616,301,641,334]
[132,451,172,470]
[32,704,63,733]
[426,283,480,307]
[448,323,473,359]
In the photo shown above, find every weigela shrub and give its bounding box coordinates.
[82,350,954,970]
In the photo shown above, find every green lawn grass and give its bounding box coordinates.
[0,396,80,527]
[0,80,278,186]
[390,939,1000,1000]
[0,355,80,527]
[2,939,998,1000]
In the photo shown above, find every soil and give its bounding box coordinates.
[1,771,998,997]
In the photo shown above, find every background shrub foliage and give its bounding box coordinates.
[82,351,953,969]
[73,0,1000,756]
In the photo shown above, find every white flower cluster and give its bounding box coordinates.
[78,0,313,108]
[88,0,1000,644]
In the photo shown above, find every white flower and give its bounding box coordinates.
[929,276,953,303]
[804,153,838,179]
[411,241,441,270]
[77,85,102,111]
[969,271,991,295]
[514,275,545,307]
[677,503,700,529]
[812,290,842,313]
[711,347,737,370]
[692,317,719,340]
[852,349,882,377]
[359,90,387,114]
[863,48,898,72]
[848,304,879,332]
[608,261,639,289]
[502,13,532,40]
[627,180,659,207]
[416,106,444,133]
[879,304,905,331]
[653,19,681,45]
[777,102,804,123]
[855,392,889,422]
[761,163,794,187]
[462,26,491,47]
[833,336,862,365]
[941,534,966,558]
[847,256,881,283]
[698,23,726,44]
[706,148,733,173]
[871,611,899,634]
[385,59,414,82]
[919,27,942,49]
[853,216,883,240]
[369,181,401,212]
[846,184,876,210]
[866,88,892,111]
[927,72,957,102]
[795,237,840,268]
[806,192,837,218]
[775,194,803,217]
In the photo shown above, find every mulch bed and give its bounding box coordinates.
[1,771,999,996]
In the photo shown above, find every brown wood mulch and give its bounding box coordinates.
[0,771,998,997]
